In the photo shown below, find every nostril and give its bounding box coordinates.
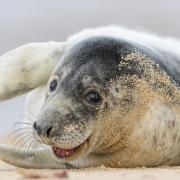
[33,121,38,130]
[46,126,53,137]
[33,121,41,135]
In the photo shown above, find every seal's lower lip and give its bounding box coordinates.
[52,146,78,158]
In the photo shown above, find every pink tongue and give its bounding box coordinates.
[53,147,76,158]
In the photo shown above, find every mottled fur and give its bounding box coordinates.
[0,26,179,169]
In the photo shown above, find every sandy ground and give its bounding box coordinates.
[1,161,180,180]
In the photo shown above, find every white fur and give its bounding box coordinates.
[0,41,66,100]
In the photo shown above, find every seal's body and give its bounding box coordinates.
[0,26,179,168]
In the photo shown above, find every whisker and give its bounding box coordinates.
[12,133,33,149]
[16,136,36,152]
[25,138,37,154]
[14,122,32,126]
[24,135,42,164]
[33,143,41,164]
[9,127,31,139]
[27,140,37,153]
[12,130,31,141]
[14,127,31,132]
[10,131,31,146]
[11,127,31,136]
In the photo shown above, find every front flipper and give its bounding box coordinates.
[0,144,70,169]
[0,41,66,101]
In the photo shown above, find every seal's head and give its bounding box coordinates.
[32,37,132,162]
[32,36,178,163]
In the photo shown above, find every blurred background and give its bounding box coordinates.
[0,0,180,136]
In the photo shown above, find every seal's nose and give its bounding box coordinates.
[33,121,53,138]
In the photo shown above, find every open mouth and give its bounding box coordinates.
[52,138,90,159]
[52,146,79,158]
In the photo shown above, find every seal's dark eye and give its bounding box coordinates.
[49,79,58,92]
[85,91,101,105]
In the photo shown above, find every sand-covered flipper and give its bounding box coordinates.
[0,144,69,169]
[0,41,66,101]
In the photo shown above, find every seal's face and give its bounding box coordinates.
[32,37,135,162]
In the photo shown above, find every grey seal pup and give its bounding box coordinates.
[0,26,179,168]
